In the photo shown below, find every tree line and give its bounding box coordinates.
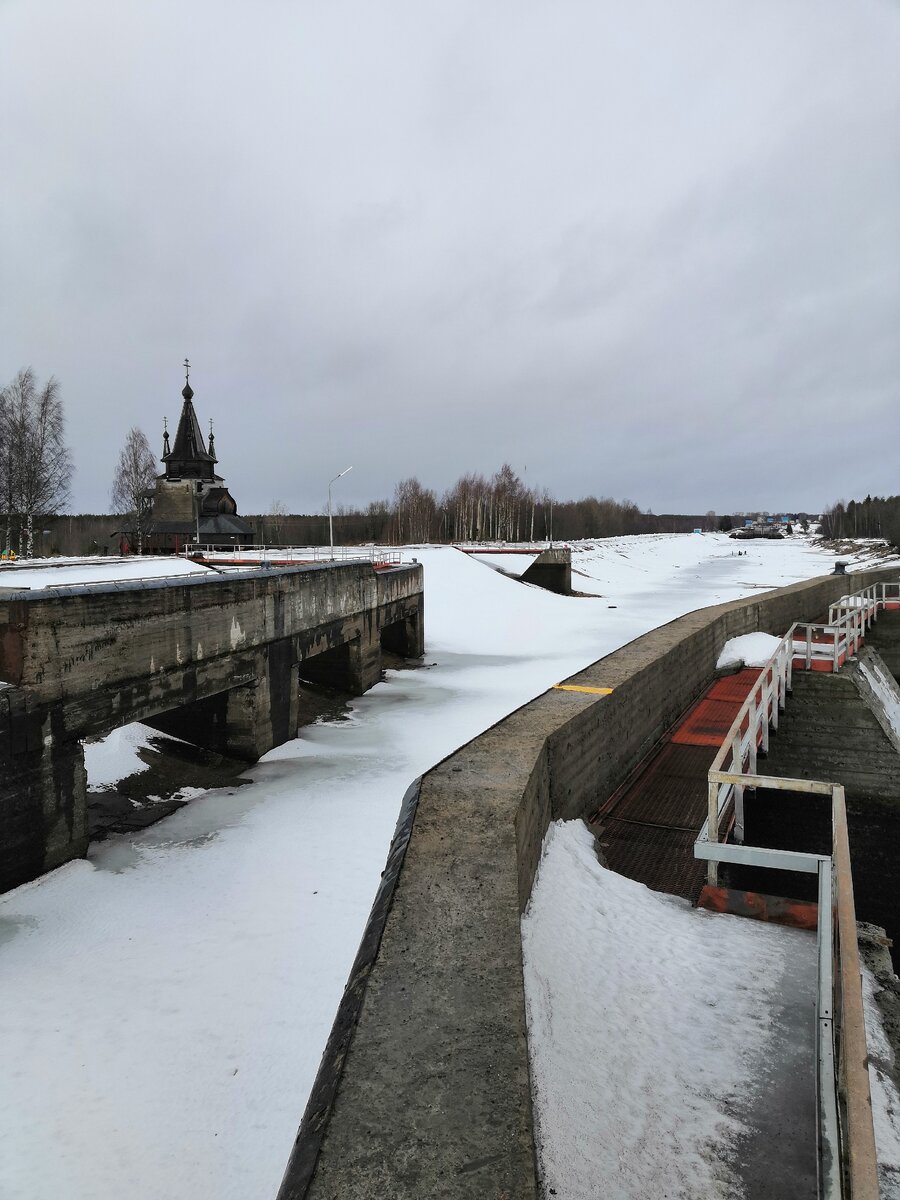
[821,495,900,549]
[381,465,653,543]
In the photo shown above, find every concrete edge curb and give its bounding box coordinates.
[849,647,900,757]
[275,774,424,1200]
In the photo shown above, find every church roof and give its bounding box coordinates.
[161,365,219,482]
[163,381,217,477]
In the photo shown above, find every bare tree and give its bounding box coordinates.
[110,427,157,554]
[267,499,288,545]
[0,368,72,557]
[393,477,437,543]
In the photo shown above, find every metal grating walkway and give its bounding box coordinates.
[590,668,762,899]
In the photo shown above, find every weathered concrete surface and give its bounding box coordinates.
[521,547,571,594]
[868,611,900,682]
[0,562,423,891]
[284,564,900,1200]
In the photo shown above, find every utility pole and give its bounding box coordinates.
[328,466,353,560]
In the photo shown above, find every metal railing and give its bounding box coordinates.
[697,781,878,1200]
[693,578,899,1198]
[182,544,404,566]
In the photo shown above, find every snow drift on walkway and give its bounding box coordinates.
[522,820,816,1200]
[716,632,782,670]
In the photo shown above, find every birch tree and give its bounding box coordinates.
[0,368,72,557]
[110,427,158,553]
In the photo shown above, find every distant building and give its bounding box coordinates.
[145,367,254,553]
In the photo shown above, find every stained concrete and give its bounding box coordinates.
[0,561,423,891]
[868,611,900,682]
[521,547,572,594]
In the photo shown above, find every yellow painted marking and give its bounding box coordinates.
[552,684,614,695]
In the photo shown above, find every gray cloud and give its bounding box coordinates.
[1,0,898,516]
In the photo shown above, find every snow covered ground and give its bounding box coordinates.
[0,533,893,1199]
[0,555,214,589]
[466,548,540,576]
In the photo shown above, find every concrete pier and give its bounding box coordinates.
[0,561,423,891]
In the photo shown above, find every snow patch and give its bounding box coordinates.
[716,632,781,670]
[0,556,212,590]
[522,819,816,1200]
[82,724,158,788]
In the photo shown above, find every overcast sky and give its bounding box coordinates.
[2,0,898,516]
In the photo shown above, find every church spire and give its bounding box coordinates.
[162,360,217,480]
[208,418,217,463]
[162,415,170,459]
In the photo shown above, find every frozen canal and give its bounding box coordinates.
[0,534,878,1199]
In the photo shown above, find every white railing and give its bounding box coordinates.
[183,545,404,567]
[702,578,900,868]
[693,577,899,1198]
[696,781,878,1200]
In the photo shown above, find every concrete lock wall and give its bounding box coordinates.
[283,564,900,1200]
[0,562,423,892]
[521,547,572,595]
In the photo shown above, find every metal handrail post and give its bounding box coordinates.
[706,779,719,887]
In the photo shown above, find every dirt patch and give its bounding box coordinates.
[89,656,428,841]
[297,680,355,726]
[88,736,251,840]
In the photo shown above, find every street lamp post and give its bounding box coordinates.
[328,466,353,561]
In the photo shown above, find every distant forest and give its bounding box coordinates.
[821,495,900,549]
[260,464,804,545]
[19,463,820,556]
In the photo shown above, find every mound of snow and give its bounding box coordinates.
[82,724,158,788]
[716,632,781,670]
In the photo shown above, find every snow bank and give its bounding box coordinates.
[0,556,213,590]
[716,632,781,670]
[522,820,816,1200]
[468,550,539,577]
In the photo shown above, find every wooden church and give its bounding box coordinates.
[145,365,254,553]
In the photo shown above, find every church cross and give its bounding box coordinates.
[183,357,191,383]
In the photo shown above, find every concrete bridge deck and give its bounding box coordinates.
[0,558,424,891]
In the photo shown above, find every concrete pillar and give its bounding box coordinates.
[0,704,87,891]
[521,557,571,595]
[299,628,382,696]
[380,608,425,658]
[148,638,300,763]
